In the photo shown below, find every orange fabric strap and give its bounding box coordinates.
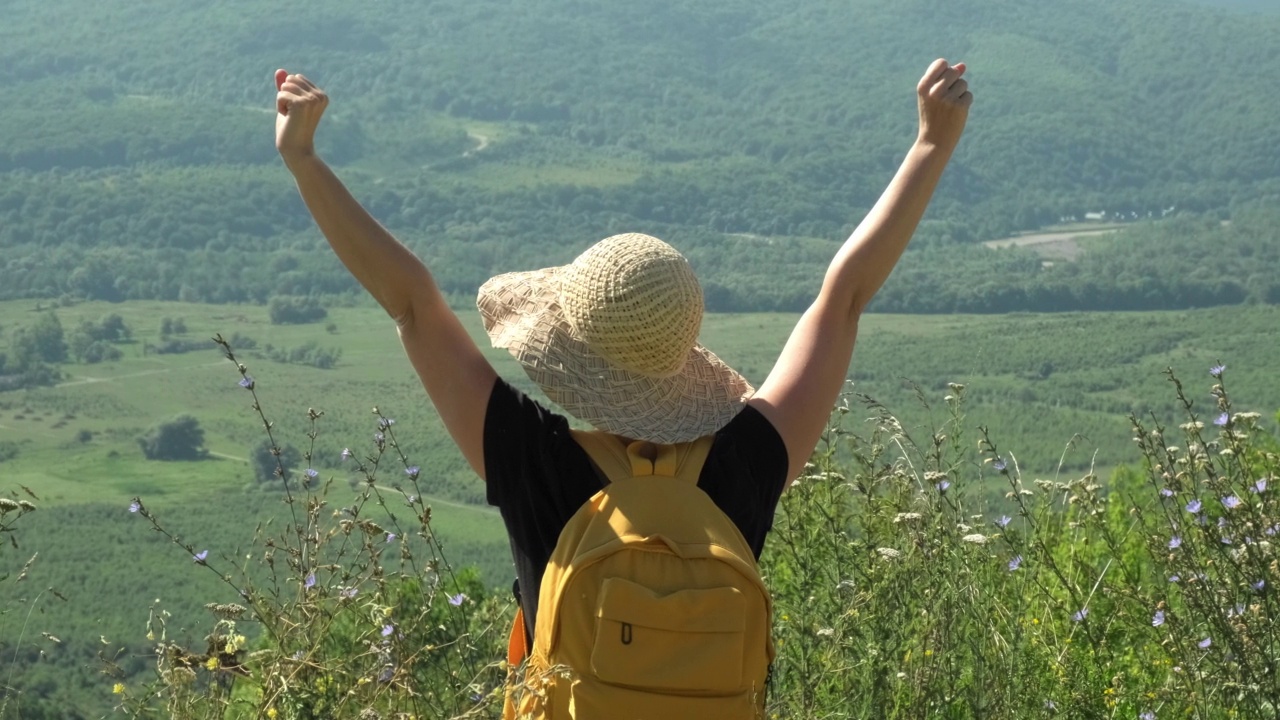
[507,606,528,666]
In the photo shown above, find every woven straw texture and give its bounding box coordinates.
[477,234,753,443]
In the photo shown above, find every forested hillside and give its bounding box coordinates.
[1,0,1278,311]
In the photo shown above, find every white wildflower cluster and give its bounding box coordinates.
[875,547,902,560]
[961,534,988,545]
[893,512,922,524]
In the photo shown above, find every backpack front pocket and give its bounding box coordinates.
[590,577,745,693]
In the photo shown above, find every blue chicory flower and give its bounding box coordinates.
[1152,610,1165,627]
[449,593,467,606]
[193,550,208,563]
[1072,608,1088,622]
[1210,364,1226,378]
[1159,488,1174,498]
[1214,412,1229,427]
[1185,499,1202,513]
[1255,478,1267,494]
[381,624,394,637]
[996,515,1012,528]
[239,376,254,389]
[386,532,396,543]
[129,501,140,513]
[993,458,1007,472]
[405,466,419,477]
[1198,637,1211,649]
[936,480,950,493]
[304,572,316,590]
[341,448,352,460]
[1008,555,1023,572]
[1168,536,1181,549]
[1223,495,1241,510]
[1140,711,1156,720]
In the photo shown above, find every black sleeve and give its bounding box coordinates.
[698,405,790,558]
[482,377,602,631]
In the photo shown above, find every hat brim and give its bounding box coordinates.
[478,267,754,443]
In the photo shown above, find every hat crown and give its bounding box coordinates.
[559,234,703,378]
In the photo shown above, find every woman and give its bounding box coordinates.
[275,59,970,716]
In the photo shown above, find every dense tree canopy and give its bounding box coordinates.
[0,0,1277,312]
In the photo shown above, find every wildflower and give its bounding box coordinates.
[875,547,902,559]
[1210,364,1225,378]
[1141,712,1156,720]
[374,431,385,443]
[961,534,988,545]
[449,593,467,606]
[1221,537,1234,545]
[408,495,418,503]
[378,418,396,430]
[381,624,394,637]
[239,376,254,389]
[1185,499,1202,513]
[996,515,1012,528]
[1214,412,1229,427]
[1198,637,1211,649]
[205,656,219,670]
[113,683,125,694]
[1044,700,1057,710]
[1159,488,1173,498]
[815,627,835,637]
[993,458,1007,472]
[1168,536,1181,549]
[193,550,208,563]
[1152,610,1165,627]
[1072,608,1088,622]
[304,573,316,590]
[936,480,950,493]
[1252,580,1265,592]
[405,466,420,478]
[129,500,140,513]
[340,587,358,599]
[292,650,305,660]
[341,448,352,460]
[1222,495,1241,509]
[1255,478,1267,494]
[1218,516,1229,528]
[1008,555,1023,572]
[386,532,397,543]
[305,468,319,479]
[267,710,278,720]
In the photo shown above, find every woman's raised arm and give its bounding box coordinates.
[748,59,973,484]
[275,70,497,478]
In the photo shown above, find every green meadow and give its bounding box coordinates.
[3,299,1279,713]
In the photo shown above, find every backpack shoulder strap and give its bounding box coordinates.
[569,429,714,483]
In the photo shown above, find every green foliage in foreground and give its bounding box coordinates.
[7,365,1278,718]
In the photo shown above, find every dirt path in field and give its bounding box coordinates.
[982,227,1120,261]
[55,360,227,388]
[463,130,491,157]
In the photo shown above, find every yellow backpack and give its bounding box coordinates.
[504,429,775,720]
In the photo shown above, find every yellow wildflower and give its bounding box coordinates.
[205,657,219,671]
[267,709,278,719]
[112,683,125,694]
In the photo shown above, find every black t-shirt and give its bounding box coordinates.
[483,377,789,639]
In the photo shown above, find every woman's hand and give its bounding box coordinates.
[916,59,972,150]
[275,69,329,163]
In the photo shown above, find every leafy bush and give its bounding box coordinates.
[138,414,207,461]
[261,341,342,369]
[268,297,328,326]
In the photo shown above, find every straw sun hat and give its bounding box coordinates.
[477,233,753,443]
